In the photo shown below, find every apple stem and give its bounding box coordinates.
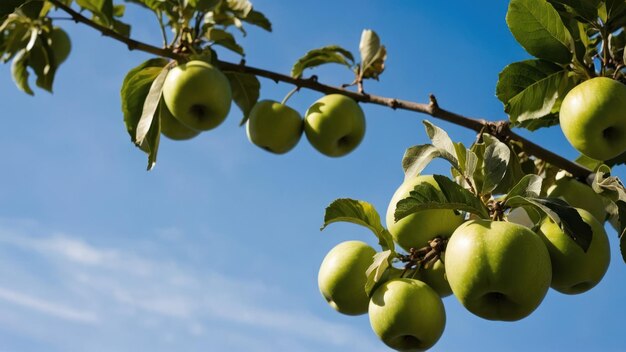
[398,237,448,277]
[281,86,300,105]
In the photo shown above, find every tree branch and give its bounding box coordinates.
[48,0,592,178]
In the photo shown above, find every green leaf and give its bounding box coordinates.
[1,0,26,20]
[120,58,168,151]
[224,71,260,126]
[364,250,393,297]
[76,0,115,26]
[358,29,386,80]
[188,0,220,12]
[205,28,244,56]
[505,196,591,251]
[402,144,459,180]
[322,198,395,252]
[291,45,354,78]
[395,174,489,220]
[135,62,172,149]
[506,0,574,64]
[592,164,626,202]
[609,200,626,262]
[423,120,457,158]
[609,31,625,65]
[480,135,511,194]
[28,38,57,92]
[493,144,528,195]
[604,0,626,30]
[497,59,572,130]
[240,9,271,32]
[11,49,32,95]
[505,174,543,200]
[547,0,601,24]
[574,154,603,170]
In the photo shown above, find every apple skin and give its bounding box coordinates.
[548,178,607,223]
[304,94,365,157]
[560,77,626,160]
[414,258,452,298]
[445,220,552,321]
[162,60,232,131]
[246,100,303,154]
[369,278,446,351]
[49,27,71,64]
[538,208,610,295]
[386,175,465,252]
[317,240,376,315]
[160,103,201,140]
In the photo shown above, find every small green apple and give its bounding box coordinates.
[318,240,376,315]
[445,220,551,321]
[246,100,303,154]
[160,102,201,140]
[369,278,446,351]
[548,177,607,223]
[48,27,71,64]
[304,94,365,157]
[386,175,465,251]
[538,208,610,294]
[162,60,232,131]
[415,258,452,298]
[560,77,626,160]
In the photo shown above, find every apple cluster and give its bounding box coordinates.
[159,61,366,157]
[318,174,611,351]
[246,94,366,157]
[158,60,233,140]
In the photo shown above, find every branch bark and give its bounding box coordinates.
[48,0,592,178]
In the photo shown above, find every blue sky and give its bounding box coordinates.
[1,1,625,351]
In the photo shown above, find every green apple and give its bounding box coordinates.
[548,177,607,223]
[162,60,232,131]
[318,240,376,315]
[304,94,365,157]
[386,175,465,251]
[415,258,452,298]
[160,102,200,140]
[246,100,303,154]
[560,77,626,160]
[369,278,446,351]
[445,220,551,321]
[48,27,71,64]
[538,208,610,295]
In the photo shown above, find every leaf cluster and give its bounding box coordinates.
[497,0,626,130]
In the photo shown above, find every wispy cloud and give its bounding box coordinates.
[0,287,98,324]
[0,220,380,352]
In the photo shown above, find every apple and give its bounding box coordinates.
[415,258,452,297]
[538,208,610,294]
[160,103,201,140]
[317,240,376,315]
[246,100,303,154]
[304,94,365,157]
[369,278,446,351]
[548,177,607,223]
[559,77,626,160]
[445,220,552,321]
[48,27,71,65]
[386,175,465,252]
[162,60,232,131]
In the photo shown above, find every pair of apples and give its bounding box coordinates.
[159,60,232,140]
[560,77,626,161]
[318,175,611,351]
[246,94,366,157]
